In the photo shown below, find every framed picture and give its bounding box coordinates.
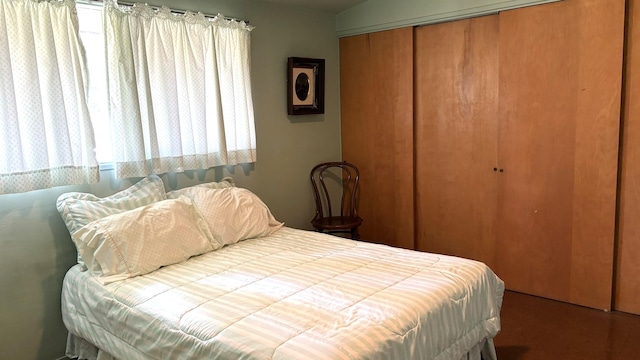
[287,57,325,115]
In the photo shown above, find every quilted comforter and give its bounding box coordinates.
[62,227,504,359]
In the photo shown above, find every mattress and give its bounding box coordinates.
[62,227,504,360]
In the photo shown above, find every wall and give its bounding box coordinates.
[0,0,341,358]
[335,0,561,37]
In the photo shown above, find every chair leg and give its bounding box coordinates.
[351,227,360,240]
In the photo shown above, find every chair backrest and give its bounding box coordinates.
[310,161,360,221]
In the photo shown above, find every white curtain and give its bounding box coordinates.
[0,0,99,194]
[104,0,257,179]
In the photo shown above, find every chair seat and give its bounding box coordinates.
[312,216,363,231]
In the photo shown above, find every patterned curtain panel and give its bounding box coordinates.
[0,0,99,194]
[104,0,257,179]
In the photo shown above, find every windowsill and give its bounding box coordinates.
[99,162,114,171]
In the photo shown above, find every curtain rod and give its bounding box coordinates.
[75,0,249,24]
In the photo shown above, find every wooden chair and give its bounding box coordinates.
[310,161,363,239]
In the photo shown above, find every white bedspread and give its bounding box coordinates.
[62,227,504,360]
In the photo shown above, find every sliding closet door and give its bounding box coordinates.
[496,0,624,310]
[414,15,500,268]
[340,27,414,249]
[616,0,640,315]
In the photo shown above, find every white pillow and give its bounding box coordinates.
[72,196,218,284]
[176,187,283,245]
[56,175,167,267]
[166,176,235,199]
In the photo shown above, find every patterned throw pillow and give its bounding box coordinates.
[175,186,283,246]
[72,196,216,284]
[166,176,235,199]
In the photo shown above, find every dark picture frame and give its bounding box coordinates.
[287,57,325,115]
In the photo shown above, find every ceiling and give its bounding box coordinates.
[254,0,368,14]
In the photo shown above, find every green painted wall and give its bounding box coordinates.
[0,0,341,358]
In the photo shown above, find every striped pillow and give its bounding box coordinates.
[56,175,167,267]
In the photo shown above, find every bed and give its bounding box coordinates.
[57,176,504,360]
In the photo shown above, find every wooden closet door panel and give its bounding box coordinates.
[497,0,624,309]
[340,28,414,249]
[414,15,500,268]
[616,0,640,315]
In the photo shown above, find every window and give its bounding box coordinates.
[77,4,111,163]
[80,1,257,179]
[1,0,257,194]
[0,0,99,194]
